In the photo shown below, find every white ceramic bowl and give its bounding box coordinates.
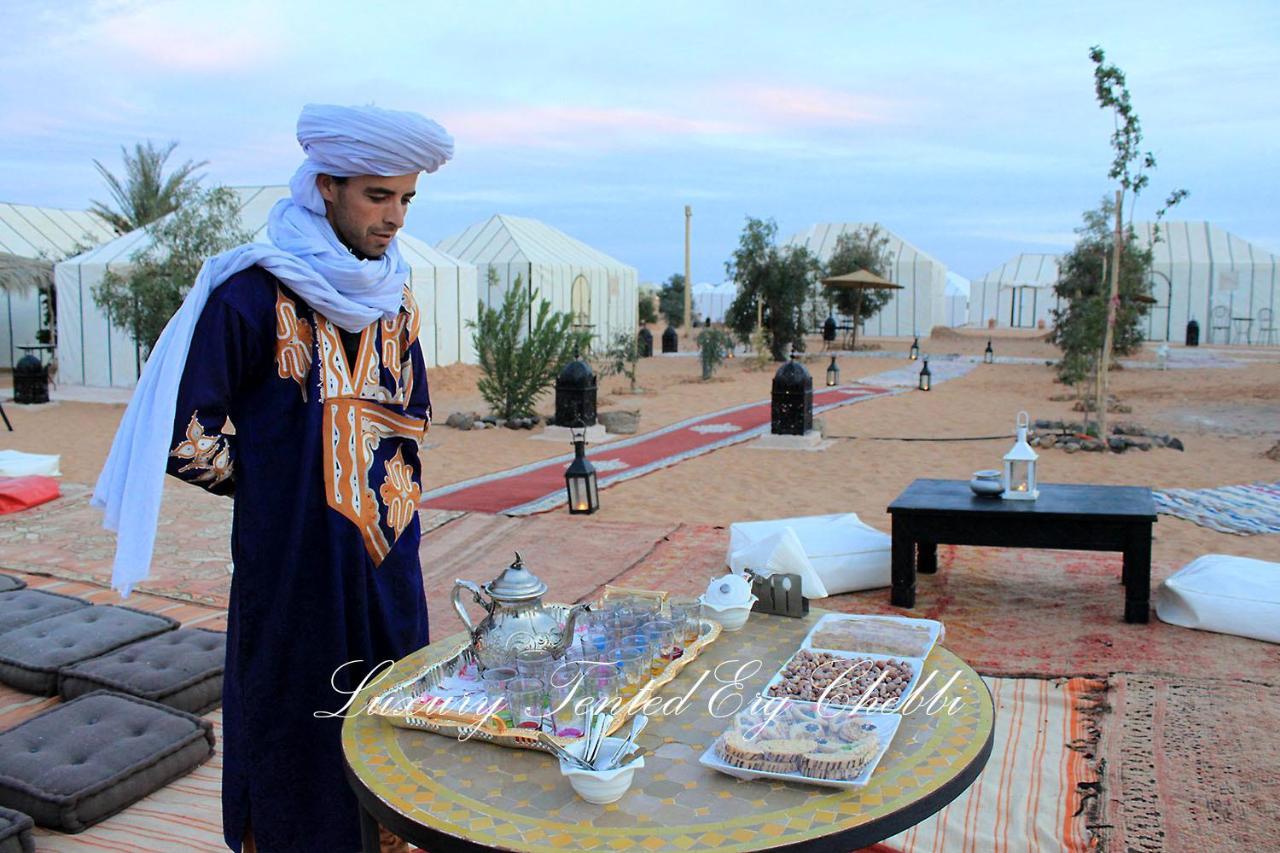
[558,736,645,804]
[698,594,758,631]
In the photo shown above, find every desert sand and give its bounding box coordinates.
[2,327,1277,569]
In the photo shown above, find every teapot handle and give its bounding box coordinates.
[452,580,488,636]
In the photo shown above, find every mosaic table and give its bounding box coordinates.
[342,609,994,852]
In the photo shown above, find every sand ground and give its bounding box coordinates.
[2,328,1277,568]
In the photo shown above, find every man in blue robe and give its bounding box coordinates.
[94,104,454,852]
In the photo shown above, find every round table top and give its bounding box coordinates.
[342,609,995,852]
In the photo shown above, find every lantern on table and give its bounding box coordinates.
[1001,411,1039,500]
[565,427,599,514]
[984,340,994,364]
[825,355,840,387]
[909,337,920,361]
[917,357,931,391]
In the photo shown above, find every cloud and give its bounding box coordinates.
[88,1,284,74]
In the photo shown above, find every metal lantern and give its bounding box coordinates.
[984,340,994,364]
[565,428,599,514]
[825,355,840,387]
[909,337,920,361]
[822,315,837,344]
[13,354,49,404]
[662,325,678,353]
[637,327,654,358]
[554,357,597,428]
[1001,411,1039,500]
[917,358,931,391]
[770,356,813,435]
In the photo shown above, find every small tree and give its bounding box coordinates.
[696,328,733,380]
[659,274,686,326]
[724,217,819,361]
[638,291,658,325]
[93,186,252,356]
[91,141,207,234]
[823,226,896,349]
[468,277,588,420]
[597,331,642,393]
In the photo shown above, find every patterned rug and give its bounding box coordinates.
[1153,481,1280,535]
[419,383,899,515]
[1092,674,1280,852]
[612,527,1280,681]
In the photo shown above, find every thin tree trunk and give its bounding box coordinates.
[1097,189,1124,444]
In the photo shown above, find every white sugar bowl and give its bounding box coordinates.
[704,573,752,606]
[698,594,757,632]
[558,737,645,804]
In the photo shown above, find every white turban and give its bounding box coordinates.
[289,103,454,215]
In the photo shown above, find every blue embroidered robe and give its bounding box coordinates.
[166,266,431,852]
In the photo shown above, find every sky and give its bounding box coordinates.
[2,0,1278,284]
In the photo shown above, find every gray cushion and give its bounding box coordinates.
[0,606,178,695]
[0,691,214,833]
[0,590,89,636]
[0,805,34,853]
[59,629,226,715]
[0,576,24,594]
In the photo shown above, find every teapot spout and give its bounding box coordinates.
[556,602,592,655]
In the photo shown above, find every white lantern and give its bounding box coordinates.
[1002,411,1039,500]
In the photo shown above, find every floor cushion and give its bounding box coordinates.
[0,590,90,636]
[728,512,892,598]
[0,576,25,594]
[1156,554,1280,644]
[0,606,178,695]
[59,628,226,714]
[0,805,34,853]
[0,452,60,478]
[0,478,60,516]
[0,691,215,833]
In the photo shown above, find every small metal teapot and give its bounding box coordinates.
[452,553,591,670]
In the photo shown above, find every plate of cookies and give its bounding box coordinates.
[801,614,943,659]
[699,702,900,788]
[763,648,923,713]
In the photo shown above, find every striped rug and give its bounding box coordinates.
[1153,481,1280,535]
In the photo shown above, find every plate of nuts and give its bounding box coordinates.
[764,648,922,713]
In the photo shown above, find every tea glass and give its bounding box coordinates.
[668,598,703,647]
[642,620,678,676]
[515,648,555,682]
[481,666,517,725]
[506,676,548,731]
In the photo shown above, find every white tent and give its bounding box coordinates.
[788,223,947,337]
[0,203,116,368]
[54,186,478,387]
[944,272,970,327]
[692,281,737,324]
[437,214,638,349]
[1134,221,1278,344]
[971,253,1061,331]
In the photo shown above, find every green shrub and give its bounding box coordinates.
[697,328,733,380]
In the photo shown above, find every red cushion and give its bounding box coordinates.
[0,476,60,514]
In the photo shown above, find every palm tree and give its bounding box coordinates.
[90,141,207,234]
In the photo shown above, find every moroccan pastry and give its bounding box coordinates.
[801,734,880,780]
[755,738,817,772]
[717,731,768,770]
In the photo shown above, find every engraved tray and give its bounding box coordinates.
[366,603,722,754]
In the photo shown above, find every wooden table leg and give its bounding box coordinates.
[1123,525,1152,623]
[359,804,381,853]
[917,541,938,574]
[891,515,916,608]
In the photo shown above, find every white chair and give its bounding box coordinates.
[1210,304,1230,343]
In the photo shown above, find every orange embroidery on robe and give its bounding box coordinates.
[274,288,313,400]
[170,413,233,486]
[379,446,420,539]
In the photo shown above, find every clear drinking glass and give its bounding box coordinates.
[515,648,555,682]
[481,666,517,726]
[614,646,648,701]
[506,676,548,731]
[550,670,590,738]
[643,620,678,676]
[586,663,621,713]
[669,598,703,647]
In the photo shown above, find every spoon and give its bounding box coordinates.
[603,714,648,769]
[535,732,594,770]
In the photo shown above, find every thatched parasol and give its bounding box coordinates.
[820,269,903,349]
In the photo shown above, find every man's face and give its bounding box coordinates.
[316,173,419,260]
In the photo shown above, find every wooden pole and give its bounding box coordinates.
[683,205,692,337]
[1097,189,1124,443]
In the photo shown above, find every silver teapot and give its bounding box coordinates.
[452,553,591,670]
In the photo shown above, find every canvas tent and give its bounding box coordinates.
[788,223,947,337]
[437,214,638,348]
[692,282,737,325]
[971,253,1062,331]
[55,186,478,387]
[944,272,970,327]
[0,203,116,368]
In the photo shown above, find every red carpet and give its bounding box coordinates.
[420,383,896,514]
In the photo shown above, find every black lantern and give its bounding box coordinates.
[565,427,599,514]
[771,356,813,435]
[983,339,994,364]
[662,325,678,353]
[909,337,920,361]
[822,315,837,343]
[918,357,932,391]
[638,327,654,358]
[554,357,597,428]
[825,355,840,387]
[13,354,49,405]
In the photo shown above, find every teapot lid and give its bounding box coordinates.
[484,553,548,602]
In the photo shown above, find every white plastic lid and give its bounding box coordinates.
[705,573,752,605]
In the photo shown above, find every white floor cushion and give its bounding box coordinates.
[1155,554,1280,644]
[728,513,892,599]
[0,450,61,477]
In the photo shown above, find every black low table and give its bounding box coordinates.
[887,479,1157,623]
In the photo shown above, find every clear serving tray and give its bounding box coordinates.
[801,613,943,659]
